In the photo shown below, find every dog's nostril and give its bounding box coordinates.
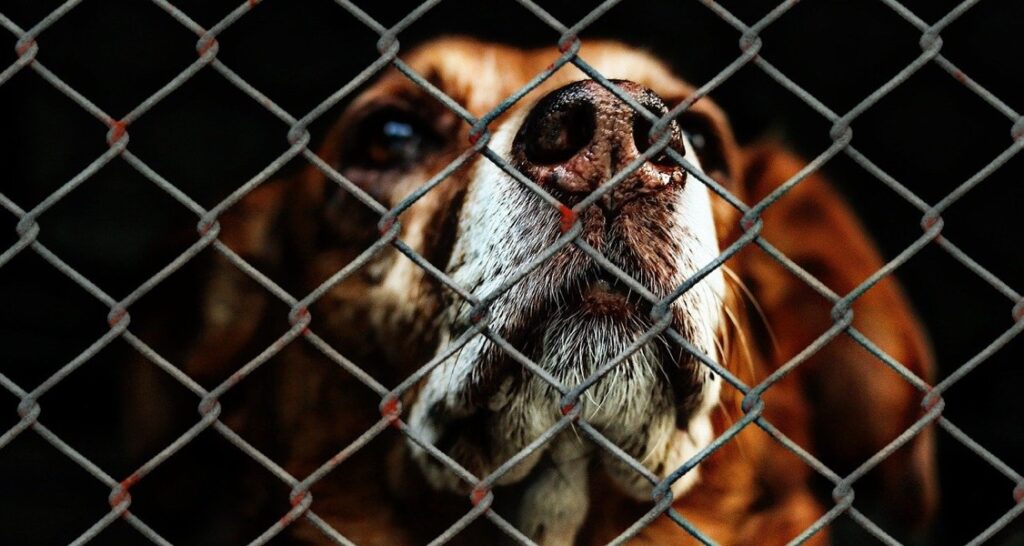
[633,115,683,167]
[522,98,596,165]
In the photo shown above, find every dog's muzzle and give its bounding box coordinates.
[408,78,723,520]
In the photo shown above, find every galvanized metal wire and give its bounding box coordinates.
[1,0,1021,544]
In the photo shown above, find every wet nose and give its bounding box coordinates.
[511,79,687,208]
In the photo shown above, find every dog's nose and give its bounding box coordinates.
[511,79,687,208]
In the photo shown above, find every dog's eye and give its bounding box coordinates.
[679,111,728,177]
[348,108,439,169]
[684,130,706,153]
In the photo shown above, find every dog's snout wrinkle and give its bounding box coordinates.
[512,79,687,210]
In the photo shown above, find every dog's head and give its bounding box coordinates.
[326,39,744,499]
[188,37,936,543]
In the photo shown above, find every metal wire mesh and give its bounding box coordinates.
[1,0,1022,544]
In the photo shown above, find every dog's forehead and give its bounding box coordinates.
[389,37,700,117]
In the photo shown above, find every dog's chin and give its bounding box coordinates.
[530,276,707,425]
[493,281,713,498]
[578,276,644,318]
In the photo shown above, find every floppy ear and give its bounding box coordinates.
[184,171,327,381]
[734,143,937,527]
[183,179,287,381]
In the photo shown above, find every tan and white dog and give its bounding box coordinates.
[161,38,937,545]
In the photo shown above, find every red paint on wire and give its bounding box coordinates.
[197,38,218,57]
[381,397,402,426]
[108,121,127,146]
[558,205,576,233]
[15,39,35,57]
[560,401,576,416]
[470,485,489,506]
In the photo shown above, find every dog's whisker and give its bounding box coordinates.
[723,264,780,360]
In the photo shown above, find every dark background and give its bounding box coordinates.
[0,0,1021,544]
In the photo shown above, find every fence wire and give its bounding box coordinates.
[1,0,1022,545]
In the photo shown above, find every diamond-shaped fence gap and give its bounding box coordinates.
[940,152,1024,284]
[798,154,935,261]
[756,0,923,115]
[940,336,1022,455]
[127,67,300,210]
[851,63,1017,207]
[0,250,110,388]
[125,426,295,545]
[304,283,422,389]
[210,0,383,117]
[186,205,432,386]
[304,79,484,263]
[174,243,304,359]
[933,421,1024,545]
[0,432,121,545]
[0,72,109,205]
[816,424,946,545]
[120,342,215,473]
[938,0,1024,113]
[24,0,200,118]
[180,284,295,391]
[217,338,387,470]
[27,159,206,297]
[284,419,508,545]
[26,338,143,476]
[753,424,881,545]
[743,162,925,304]
[294,426,480,545]
[574,6,766,133]
[208,341,363,465]
[708,305,937,536]
[780,322,932,440]
[898,244,1020,383]
[108,243,252,392]
[665,53,839,162]
[651,421,850,545]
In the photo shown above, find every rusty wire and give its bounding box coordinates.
[1,0,1022,544]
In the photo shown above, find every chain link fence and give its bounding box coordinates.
[1,0,1022,544]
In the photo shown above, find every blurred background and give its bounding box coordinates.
[0,0,1021,544]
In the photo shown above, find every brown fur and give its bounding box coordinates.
[135,38,936,545]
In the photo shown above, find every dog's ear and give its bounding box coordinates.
[733,143,937,527]
[184,172,327,381]
[185,179,287,381]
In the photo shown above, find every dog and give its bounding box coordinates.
[135,37,937,545]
